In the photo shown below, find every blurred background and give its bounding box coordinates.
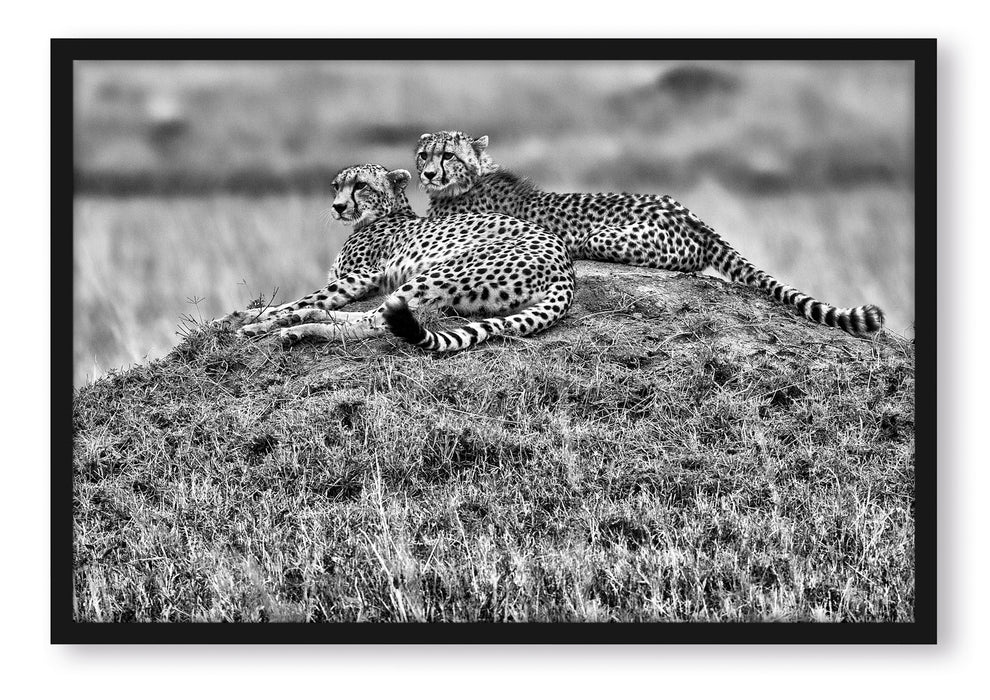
[73,60,914,387]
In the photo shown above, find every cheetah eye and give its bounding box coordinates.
[441,153,454,161]
[353,182,367,191]
[417,152,428,160]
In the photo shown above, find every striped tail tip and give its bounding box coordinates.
[853,304,885,335]
[382,297,428,346]
[836,303,885,336]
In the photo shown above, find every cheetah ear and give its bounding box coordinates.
[472,135,489,151]
[386,169,411,191]
[419,133,432,141]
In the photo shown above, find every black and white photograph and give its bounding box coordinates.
[58,40,930,642]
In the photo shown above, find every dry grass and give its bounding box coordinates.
[72,264,915,622]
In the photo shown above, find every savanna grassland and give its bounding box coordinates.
[70,60,916,624]
[73,264,915,622]
[73,60,914,386]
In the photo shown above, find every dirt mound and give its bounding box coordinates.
[69,262,914,625]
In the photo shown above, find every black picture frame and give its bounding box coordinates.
[55,38,935,644]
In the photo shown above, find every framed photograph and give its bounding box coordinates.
[56,38,933,643]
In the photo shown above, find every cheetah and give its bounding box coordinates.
[218,164,575,352]
[414,130,884,336]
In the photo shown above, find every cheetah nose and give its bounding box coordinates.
[423,170,436,181]
[333,203,347,214]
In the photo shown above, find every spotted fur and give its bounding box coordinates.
[226,164,574,352]
[415,130,884,336]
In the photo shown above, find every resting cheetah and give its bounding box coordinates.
[415,130,884,336]
[219,164,574,352]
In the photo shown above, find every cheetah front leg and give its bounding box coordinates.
[279,311,387,346]
[280,284,464,347]
[283,308,374,324]
[240,268,384,336]
[278,291,447,347]
[220,306,362,332]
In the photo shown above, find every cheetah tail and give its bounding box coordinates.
[709,237,884,336]
[382,287,573,352]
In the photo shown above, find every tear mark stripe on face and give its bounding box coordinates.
[438,153,447,184]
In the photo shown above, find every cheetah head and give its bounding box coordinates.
[330,164,411,229]
[414,130,496,199]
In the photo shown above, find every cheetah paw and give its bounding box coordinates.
[212,310,256,330]
[240,320,276,337]
[280,327,304,346]
[267,313,300,328]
